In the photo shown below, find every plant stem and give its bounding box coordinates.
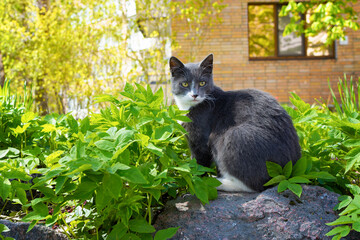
[60,212,77,238]
[0,199,8,215]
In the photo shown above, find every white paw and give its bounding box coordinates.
[216,173,255,193]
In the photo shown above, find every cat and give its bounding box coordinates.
[169,53,301,192]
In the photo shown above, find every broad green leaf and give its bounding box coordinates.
[23,202,49,221]
[103,173,122,199]
[266,161,283,177]
[263,175,286,186]
[0,149,10,159]
[107,222,127,240]
[45,150,64,166]
[353,221,360,232]
[325,225,351,237]
[95,140,115,151]
[292,157,307,176]
[129,219,155,233]
[345,147,360,173]
[277,180,289,193]
[154,227,179,240]
[288,176,311,184]
[307,171,336,181]
[21,112,36,123]
[0,223,10,233]
[41,123,56,133]
[0,177,11,200]
[288,183,302,198]
[326,216,353,226]
[193,177,209,204]
[95,184,112,211]
[118,167,148,184]
[283,161,292,178]
[154,125,173,141]
[11,123,30,134]
[146,143,163,157]
[80,117,90,133]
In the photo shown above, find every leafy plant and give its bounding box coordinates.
[326,185,360,240]
[264,157,335,197]
[0,82,219,239]
[0,223,14,240]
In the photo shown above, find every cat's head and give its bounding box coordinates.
[169,54,214,110]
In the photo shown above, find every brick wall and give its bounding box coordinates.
[171,0,360,103]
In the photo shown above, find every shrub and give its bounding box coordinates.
[0,82,220,239]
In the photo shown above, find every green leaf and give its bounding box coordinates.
[118,167,148,184]
[154,125,173,141]
[266,161,283,177]
[326,225,351,237]
[288,183,302,198]
[307,171,336,181]
[0,223,10,233]
[21,112,36,123]
[352,222,360,232]
[345,147,360,173]
[80,117,90,133]
[288,176,311,184]
[327,216,353,226]
[0,149,10,159]
[154,227,179,240]
[283,161,292,178]
[0,177,11,200]
[23,202,49,222]
[263,175,286,186]
[95,140,115,151]
[129,219,156,233]
[95,184,112,211]
[278,180,289,193]
[146,143,163,157]
[193,177,209,204]
[103,173,122,199]
[107,222,127,240]
[292,157,307,176]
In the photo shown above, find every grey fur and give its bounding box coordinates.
[169,54,301,192]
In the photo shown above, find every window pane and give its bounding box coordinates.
[248,5,275,57]
[306,11,333,56]
[277,8,304,56]
[307,32,333,56]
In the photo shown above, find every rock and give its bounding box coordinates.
[0,219,68,240]
[154,185,360,240]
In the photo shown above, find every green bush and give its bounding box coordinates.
[0,82,220,239]
[265,76,360,239]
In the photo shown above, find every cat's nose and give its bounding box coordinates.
[192,94,198,99]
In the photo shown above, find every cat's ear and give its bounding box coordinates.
[169,56,184,75]
[200,54,213,74]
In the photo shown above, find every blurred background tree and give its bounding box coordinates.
[0,0,226,115]
[280,0,359,45]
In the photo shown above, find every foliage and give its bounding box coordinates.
[0,223,14,240]
[264,76,360,239]
[0,82,220,239]
[264,158,335,198]
[172,0,227,61]
[0,0,226,114]
[280,0,359,45]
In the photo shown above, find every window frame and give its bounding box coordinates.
[247,2,335,61]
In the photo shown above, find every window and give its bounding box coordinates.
[248,3,334,60]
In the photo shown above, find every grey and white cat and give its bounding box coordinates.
[169,54,301,192]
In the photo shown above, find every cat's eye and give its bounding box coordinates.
[181,82,189,87]
[199,81,206,87]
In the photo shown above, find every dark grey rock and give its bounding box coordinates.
[0,219,68,240]
[154,185,360,240]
